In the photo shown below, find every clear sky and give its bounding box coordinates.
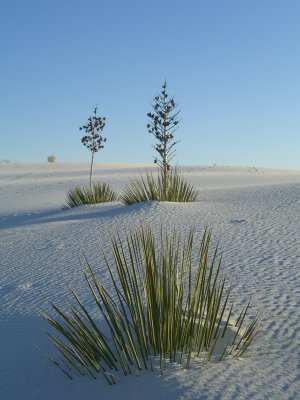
[1,0,299,169]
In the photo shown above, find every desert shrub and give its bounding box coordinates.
[47,155,56,163]
[42,227,260,383]
[64,182,117,208]
[121,169,198,205]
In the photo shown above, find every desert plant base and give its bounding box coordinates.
[64,182,117,208]
[43,227,260,384]
[121,170,198,205]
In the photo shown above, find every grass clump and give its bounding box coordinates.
[42,226,260,384]
[64,182,117,208]
[121,169,198,205]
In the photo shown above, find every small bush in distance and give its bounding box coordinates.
[42,226,260,384]
[64,182,117,208]
[47,155,56,163]
[121,169,198,205]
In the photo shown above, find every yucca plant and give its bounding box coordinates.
[79,107,107,189]
[121,169,198,205]
[42,227,260,383]
[64,182,117,208]
[147,80,180,198]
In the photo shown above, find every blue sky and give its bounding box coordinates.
[1,0,299,168]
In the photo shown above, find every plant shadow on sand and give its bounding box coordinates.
[0,202,158,230]
[0,314,223,400]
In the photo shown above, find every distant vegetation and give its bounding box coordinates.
[47,155,56,163]
[65,81,197,207]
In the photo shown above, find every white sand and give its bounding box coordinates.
[1,163,300,399]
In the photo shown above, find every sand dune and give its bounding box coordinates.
[1,163,300,399]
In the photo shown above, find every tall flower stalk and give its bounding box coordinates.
[147,81,180,199]
[80,107,106,189]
